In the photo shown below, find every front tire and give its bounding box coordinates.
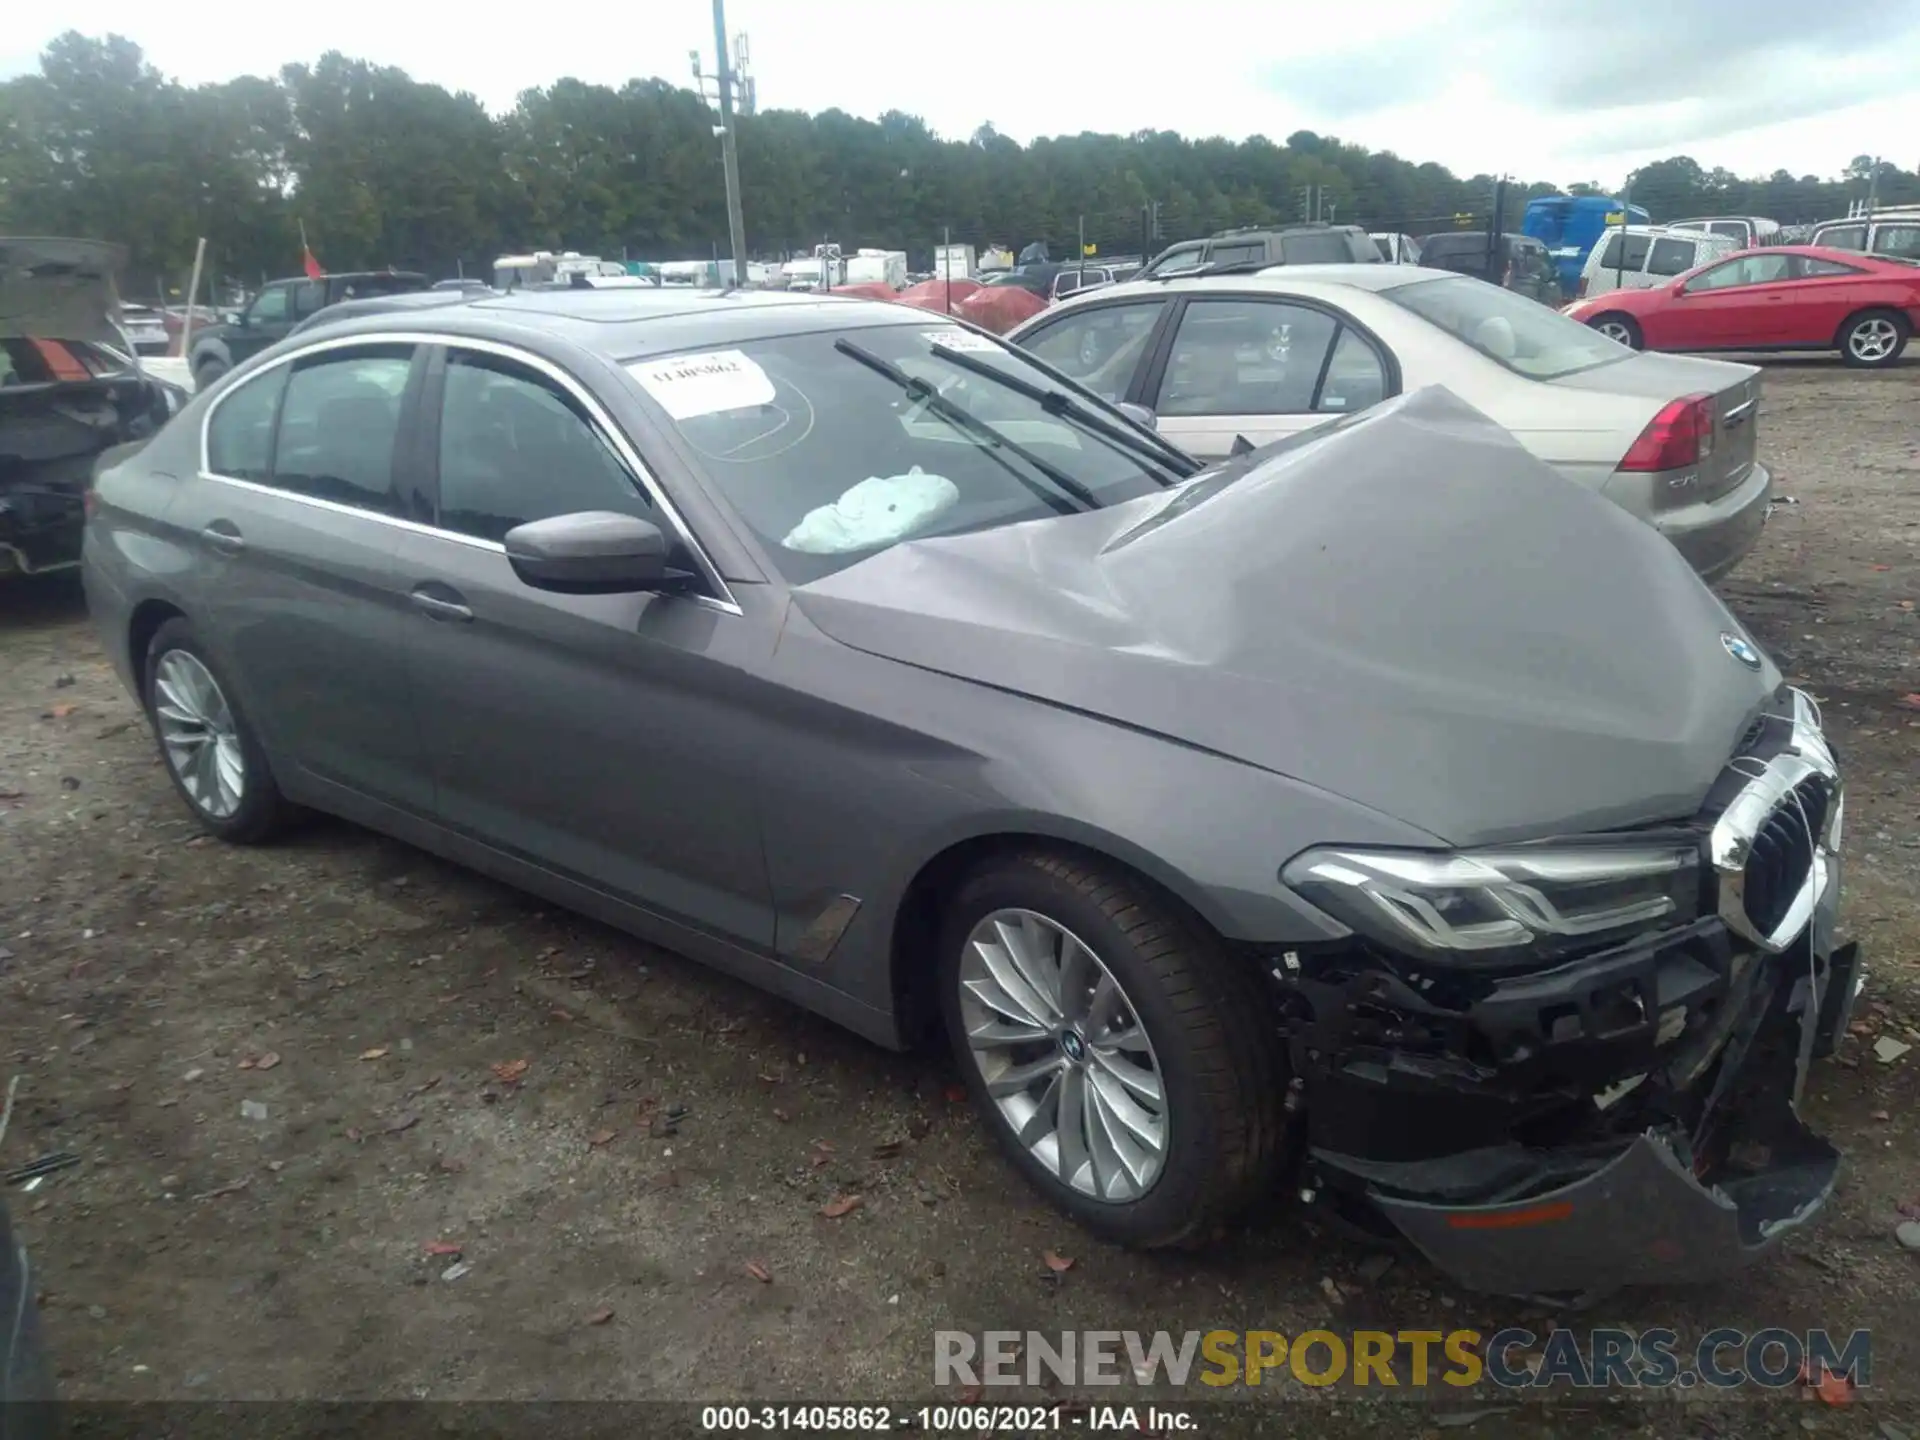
[1591,313,1642,349]
[1838,309,1907,368]
[192,355,229,389]
[142,617,288,843]
[938,850,1284,1248]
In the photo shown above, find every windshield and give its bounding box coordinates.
[625,324,1175,582]
[1388,275,1629,380]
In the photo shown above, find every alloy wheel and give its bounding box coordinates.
[152,650,246,819]
[957,908,1168,1202]
[1848,317,1898,363]
[1597,319,1635,345]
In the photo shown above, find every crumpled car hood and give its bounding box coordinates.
[0,236,128,346]
[792,386,1778,845]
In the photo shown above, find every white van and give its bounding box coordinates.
[1808,211,1920,262]
[1666,216,1781,249]
[1575,225,1739,299]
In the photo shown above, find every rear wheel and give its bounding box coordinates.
[938,850,1285,1248]
[142,617,288,843]
[1591,313,1642,349]
[1838,310,1907,368]
[192,355,229,389]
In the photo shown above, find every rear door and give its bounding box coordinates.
[1140,295,1396,458]
[165,340,433,815]
[1674,252,1798,347]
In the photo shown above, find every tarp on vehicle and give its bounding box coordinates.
[896,278,982,311]
[953,284,1046,334]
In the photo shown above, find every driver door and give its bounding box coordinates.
[394,341,778,949]
[229,283,299,362]
[1671,253,1797,349]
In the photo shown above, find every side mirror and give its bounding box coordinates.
[1116,401,1158,431]
[504,511,670,594]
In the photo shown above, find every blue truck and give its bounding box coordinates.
[1524,194,1652,297]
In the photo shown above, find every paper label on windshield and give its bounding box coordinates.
[631,349,775,419]
[924,328,1001,355]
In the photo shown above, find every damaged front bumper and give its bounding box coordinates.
[1274,692,1859,1302]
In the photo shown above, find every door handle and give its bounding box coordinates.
[410,589,473,623]
[201,523,245,555]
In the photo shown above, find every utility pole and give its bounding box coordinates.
[709,0,748,282]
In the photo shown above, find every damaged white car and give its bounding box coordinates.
[1,237,188,578]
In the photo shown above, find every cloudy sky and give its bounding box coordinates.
[7,0,1919,184]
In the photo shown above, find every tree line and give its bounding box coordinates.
[3,32,1915,300]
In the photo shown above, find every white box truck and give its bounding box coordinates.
[933,243,975,281]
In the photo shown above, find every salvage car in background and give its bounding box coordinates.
[1413,231,1561,305]
[1010,265,1772,580]
[186,268,430,388]
[2,237,188,579]
[1565,245,1920,367]
[84,286,1858,1299]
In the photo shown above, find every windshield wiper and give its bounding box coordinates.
[927,345,1196,483]
[833,339,1103,512]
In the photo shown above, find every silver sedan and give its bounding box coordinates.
[1009,264,1772,581]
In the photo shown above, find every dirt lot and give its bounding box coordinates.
[2,357,1916,1437]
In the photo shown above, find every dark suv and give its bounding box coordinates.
[1138,224,1382,279]
[187,270,429,387]
[1415,231,1561,305]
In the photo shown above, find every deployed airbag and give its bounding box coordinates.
[784,466,959,554]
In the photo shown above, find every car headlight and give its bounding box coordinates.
[1281,842,1700,967]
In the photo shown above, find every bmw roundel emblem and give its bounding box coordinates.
[1721,632,1763,670]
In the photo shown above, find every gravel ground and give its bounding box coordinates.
[1,357,1915,1437]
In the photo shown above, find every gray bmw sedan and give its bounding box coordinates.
[81,287,1861,1301]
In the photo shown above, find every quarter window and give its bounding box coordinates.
[1157,299,1338,417]
[1596,233,1651,271]
[205,367,288,482]
[435,349,652,544]
[1798,257,1864,278]
[270,346,414,515]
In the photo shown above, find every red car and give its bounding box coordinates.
[1564,245,1920,368]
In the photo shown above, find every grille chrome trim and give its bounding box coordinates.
[1710,690,1841,952]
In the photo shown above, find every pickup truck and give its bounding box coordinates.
[186,269,428,387]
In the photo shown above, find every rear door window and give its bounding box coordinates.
[1596,233,1652,271]
[206,367,289,482]
[268,345,415,516]
[1708,222,1750,242]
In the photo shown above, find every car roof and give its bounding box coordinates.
[289,286,942,359]
[1032,265,1454,315]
